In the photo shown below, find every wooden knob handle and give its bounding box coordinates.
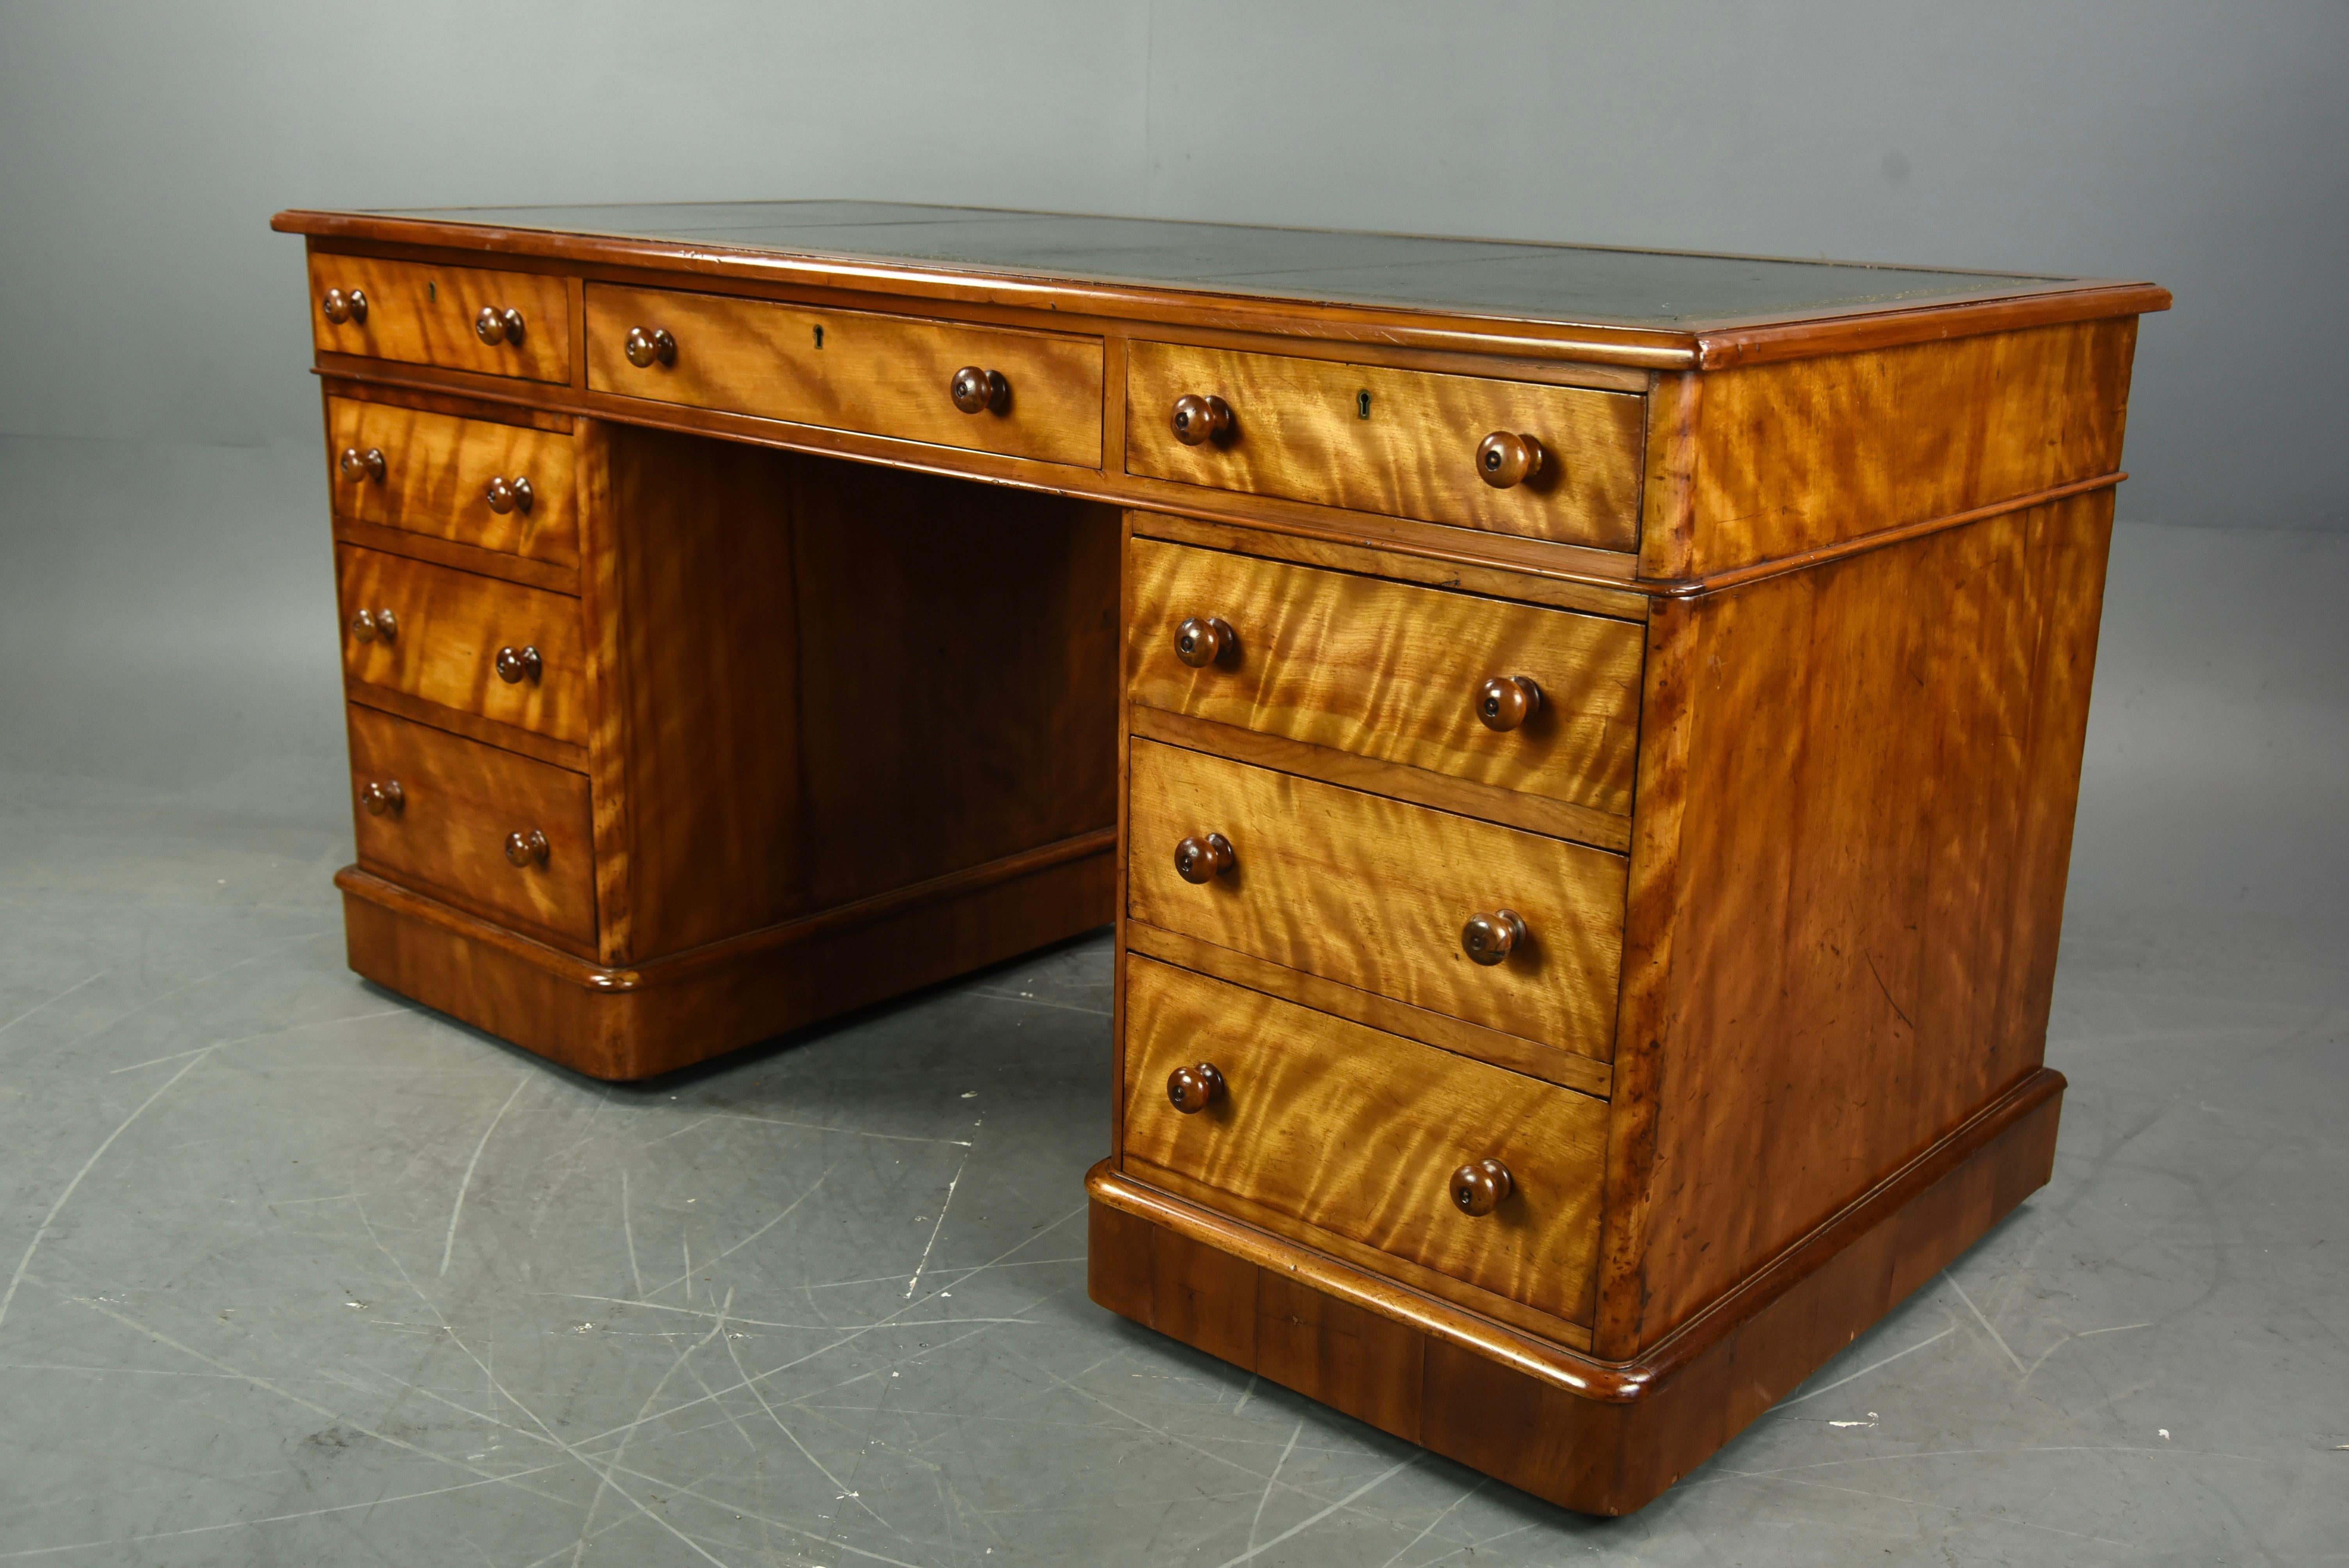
[474,306,526,346]
[320,287,368,325]
[349,607,398,645]
[483,475,535,515]
[1476,431,1545,489]
[1474,675,1542,731]
[1167,1062,1226,1114]
[1174,616,1235,668]
[505,829,549,868]
[338,446,386,483]
[1173,832,1235,885]
[1451,1158,1513,1216]
[950,366,1009,414]
[1170,394,1233,446]
[1460,909,1526,966]
[359,780,404,817]
[624,325,677,368]
[494,645,543,685]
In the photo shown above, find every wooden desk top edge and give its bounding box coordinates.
[271,204,2169,372]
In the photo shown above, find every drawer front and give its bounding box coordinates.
[584,284,1104,468]
[1127,536,1644,817]
[306,254,572,383]
[1121,957,1606,1324]
[326,398,578,568]
[335,545,588,744]
[1127,739,1625,1055]
[1126,341,1643,550]
[346,705,595,946]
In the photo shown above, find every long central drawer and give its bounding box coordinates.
[1126,739,1626,1057]
[584,285,1104,468]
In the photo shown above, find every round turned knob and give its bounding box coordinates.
[505,829,550,868]
[338,446,387,483]
[483,475,535,515]
[1166,1062,1226,1114]
[949,366,1008,414]
[1173,832,1236,885]
[474,306,526,346]
[1174,616,1235,668]
[1474,675,1543,732]
[349,607,398,645]
[1476,431,1546,489]
[320,287,368,325]
[1170,394,1233,446]
[1450,1158,1513,1216]
[494,645,543,685]
[624,325,677,368]
[1460,909,1527,966]
[358,780,404,817]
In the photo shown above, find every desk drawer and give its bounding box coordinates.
[1126,739,1625,1056]
[335,545,588,745]
[1120,956,1606,1325]
[1126,342,1643,550]
[1127,537,1643,818]
[326,398,577,568]
[307,255,572,383]
[346,705,596,948]
[585,284,1104,469]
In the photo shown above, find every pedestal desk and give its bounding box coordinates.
[271,201,2165,1513]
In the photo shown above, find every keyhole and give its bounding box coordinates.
[813,325,824,349]
[427,282,437,303]
[1356,390,1372,420]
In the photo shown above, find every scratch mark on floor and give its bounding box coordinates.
[645,1166,833,1297]
[1375,1475,1488,1568]
[1942,1269,2026,1376]
[0,1044,217,1335]
[1774,1322,1957,1409]
[1246,1419,1305,1554]
[0,972,106,1043]
[108,1007,416,1073]
[905,1156,970,1299]
[1214,1456,1415,1567]
[620,1168,645,1297]
[439,1074,531,1276]
[711,1111,973,1147]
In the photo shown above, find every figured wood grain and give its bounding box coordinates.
[335,544,587,745]
[331,519,576,595]
[1126,341,1644,550]
[1666,318,2138,577]
[306,253,572,383]
[1127,537,1644,817]
[1125,920,1611,1097]
[585,283,1103,468]
[325,396,578,567]
[1127,739,1625,1056]
[1120,957,1608,1326]
[344,705,595,950]
[1605,492,2114,1349]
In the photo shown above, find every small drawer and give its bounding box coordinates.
[306,254,572,384]
[1127,536,1644,818]
[346,704,596,948]
[584,283,1103,469]
[326,398,577,569]
[1127,739,1625,1057]
[1126,341,1643,550]
[335,545,588,745]
[1120,956,1608,1325]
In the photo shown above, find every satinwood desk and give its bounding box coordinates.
[270,200,2165,1512]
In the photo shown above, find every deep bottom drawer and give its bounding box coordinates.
[345,704,596,950]
[1120,955,1608,1327]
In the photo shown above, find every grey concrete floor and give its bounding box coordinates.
[0,439,2343,1565]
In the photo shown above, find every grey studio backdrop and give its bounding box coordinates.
[0,4,2345,1561]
